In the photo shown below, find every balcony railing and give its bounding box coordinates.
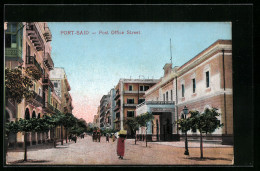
[26,23,44,51]
[43,52,54,70]
[124,90,146,94]
[26,56,43,74]
[43,102,55,113]
[42,76,54,89]
[26,91,44,107]
[137,101,175,108]
[123,103,138,107]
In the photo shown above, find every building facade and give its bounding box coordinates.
[50,67,74,141]
[4,22,63,148]
[114,78,159,136]
[136,40,233,144]
[99,95,110,130]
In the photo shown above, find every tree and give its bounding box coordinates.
[192,108,223,158]
[136,112,154,147]
[177,108,223,158]
[125,117,139,145]
[62,113,77,143]
[6,117,53,161]
[4,66,42,163]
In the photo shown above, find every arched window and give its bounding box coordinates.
[6,110,10,123]
[32,111,36,118]
[25,108,30,120]
[37,113,41,118]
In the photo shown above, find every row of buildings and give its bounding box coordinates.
[94,40,233,145]
[4,22,73,148]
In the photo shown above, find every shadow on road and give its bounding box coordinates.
[187,157,232,161]
[7,159,50,164]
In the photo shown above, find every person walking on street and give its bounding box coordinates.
[106,133,110,143]
[112,134,116,142]
[117,130,127,159]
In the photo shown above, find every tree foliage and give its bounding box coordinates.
[136,112,154,127]
[5,67,41,103]
[177,107,224,158]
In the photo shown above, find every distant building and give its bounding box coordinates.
[50,67,74,141]
[99,95,110,130]
[114,78,159,136]
[136,40,233,144]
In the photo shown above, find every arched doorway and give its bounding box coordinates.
[25,108,31,146]
[32,111,36,145]
[37,113,42,144]
[6,110,16,148]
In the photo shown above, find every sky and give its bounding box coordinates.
[48,22,231,123]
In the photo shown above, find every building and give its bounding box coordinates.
[99,95,110,130]
[109,88,116,130]
[4,22,62,148]
[93,114,100,128]
[114,78,160,137]
[136,64,178,141]
[136,40,233,145]
[50,67,74,142]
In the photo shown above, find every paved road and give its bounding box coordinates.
[6,136,234,165]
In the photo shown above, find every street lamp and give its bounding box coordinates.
[183,105,189,155]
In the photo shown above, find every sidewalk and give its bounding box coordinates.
[148,140,233,148]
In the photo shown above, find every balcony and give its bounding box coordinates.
[123,103,138,107]
[114,105,120,112]
[124,90,146,94]
[43,102,55,114]
[43,52,54,70]
[42,76,54,90]
[43,26,52,42]
[136,101,175,108]
[25,56,43,74]
[26,23,44,51]
[5,48,23,60]
[114,90,120,100]
[54,107,61,114]
[26,91,44,107]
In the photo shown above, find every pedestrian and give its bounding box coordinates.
[106,133,110,143]
[112,134,116,142]
[117,130,127,159]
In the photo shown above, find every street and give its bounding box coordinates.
[6,135,234,165]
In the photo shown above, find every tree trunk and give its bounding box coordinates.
[24,132,27,161]
[61,125,63,145]
[135,130,136,145]
[65,128,68,143]
[146,128,147,147]
[200,132,203,158]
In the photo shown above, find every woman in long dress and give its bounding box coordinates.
[117,134,126,159]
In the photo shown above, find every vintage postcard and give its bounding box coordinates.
[3,4,253,167]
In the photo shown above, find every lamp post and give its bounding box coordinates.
[183,105,189,155]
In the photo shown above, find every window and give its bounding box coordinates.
[144,86,150,91]
[54,82,58,88]
[166,92,168,101]
[192,78,196,93]
[129,85,133,91]
[138,99,145,104]
[127,111,134,117]
[139,85,144,91]
[5,23,17,48]
[38,88,41,96]
[5,34,11,48]
[163,94,165,101]
[127,99,134,104]
[206,71,210,88]
[33,83,36,91]
[182,84,185,97]
[171,90,173,101]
